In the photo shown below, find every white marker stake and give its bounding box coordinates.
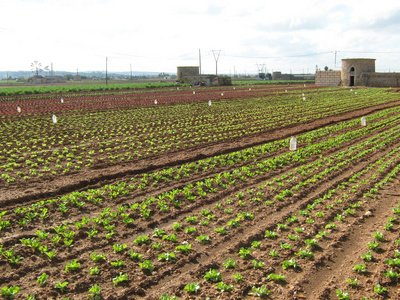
[193,91,196,94]
[16,106,21,113]
[208,100,212,106]
[60,98,64,103]
[52,115,57,123]
[154,99,158,105]
[221,93,224,96]
[289,136,297,151]
[361,117,367,126]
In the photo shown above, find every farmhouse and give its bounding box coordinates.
[27,75,66,84]
[177,66,232,86]
[316,58,400,87]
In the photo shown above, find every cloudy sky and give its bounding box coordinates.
[1,0,400,75]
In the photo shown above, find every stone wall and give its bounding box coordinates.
[315,71,341,86]
[177,66,199,83]
[361,73,400,87]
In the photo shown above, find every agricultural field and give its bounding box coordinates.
[1,83,400,299]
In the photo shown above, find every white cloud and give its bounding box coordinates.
[1,0,400,74]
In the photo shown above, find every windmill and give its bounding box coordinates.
[31,61,49,76]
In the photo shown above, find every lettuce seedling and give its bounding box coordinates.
[204,269,222,282]
[184,282,200,294]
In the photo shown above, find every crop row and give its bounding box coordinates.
[1,103,400,298]
[1,88,398,187]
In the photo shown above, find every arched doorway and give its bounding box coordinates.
[349,66,355,86]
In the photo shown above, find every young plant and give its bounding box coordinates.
[384,269,400,281]
[0,286,19,299]
[87,284,101,300]
[252,259,265,269]
[184,282,201,294]
[133,235,151,246]
[295,248,314,259]
[89,267,100,275]
[269,249,279,257]
[238,247,252,259]
[196,235,210,244]
[175,244,191,255]
[128,250,142,261]
[113,243,127,253]
[373,284,387,296]
[139,260,154,274]
[267,273,286,282]
[233,273,243,282]
[282,258,298,270]
[353,263,367,273]
[65,259,80,272]
[158,252,176,262]
[204,268,222,282]
[159,294,177,300]
[153,228,166,238]
[214,226,229,235]
[374,231,384,242]
[110,260,125,268]
[172,222,182,231]
[162,234,178,243]
[250,285,270,297]
[90,252,106,263]
[346,278,358,287]
[223,258,237,269]
[265,230,278,239]
[367,241,380,252]
[36,273,49,286]
[54,281,69,293]
[112,272,128,286]
[362,251,373,262]
[336,289,350,300]
[215,281,233,292]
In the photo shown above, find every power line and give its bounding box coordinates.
[225,51,332,59]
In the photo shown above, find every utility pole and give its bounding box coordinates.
[334,50,338,69]
[106,57,108,85]
[130,63,133,82]
[212,50,221,76]
[199,49,201,76]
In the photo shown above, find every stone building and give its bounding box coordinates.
[316,58,400,87]
[176,66,231,86]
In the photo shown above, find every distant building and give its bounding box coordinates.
[27,75,66,84]
[177,66,232,86]
[316,58,400,87]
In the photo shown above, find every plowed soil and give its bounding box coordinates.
[1,86,400,300]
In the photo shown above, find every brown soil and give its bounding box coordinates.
[1,92,400,300]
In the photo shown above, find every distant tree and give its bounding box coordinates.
[64,74,74,81]
[324,66,329,71]
[158,72,170,78]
